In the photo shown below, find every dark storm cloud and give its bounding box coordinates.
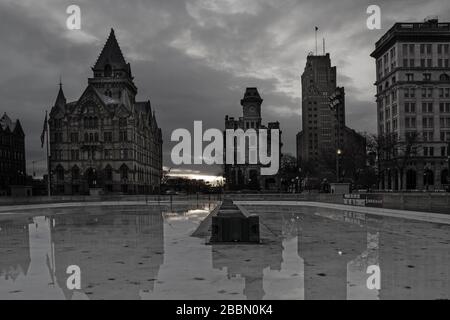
[1,0,449,177]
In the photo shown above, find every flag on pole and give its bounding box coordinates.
[41,111,48,148]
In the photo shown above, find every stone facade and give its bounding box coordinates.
[0,113,26,195]
[49,29,162,195]
[371,18,450,191]
[224,88,282,191]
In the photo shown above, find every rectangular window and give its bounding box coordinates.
[104,132,113,142]
[71,133,78,143]
[423,131,434,141]
[423,117,434,128]
[119,131,128,142]
[422,102,433,113]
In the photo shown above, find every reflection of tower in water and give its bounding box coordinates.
[0,218,32,281]
[49,206,164,300]
[297,208,367,300]
[377,219,450,300]
[211,212,284,300]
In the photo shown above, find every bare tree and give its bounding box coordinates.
[376,132,421,190]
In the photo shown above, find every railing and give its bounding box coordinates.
[375,22,450,48]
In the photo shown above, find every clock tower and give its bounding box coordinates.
[241,87,262,129]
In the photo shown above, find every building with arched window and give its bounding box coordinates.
[372,18,450,191]
[49,29,163,195]
[224,88,282,191]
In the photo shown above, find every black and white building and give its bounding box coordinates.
[49,29,163,195]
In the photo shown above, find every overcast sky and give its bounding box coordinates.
[1,0,449,180]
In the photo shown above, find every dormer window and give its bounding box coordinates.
[440,73,450,81]
[104,64,112,77]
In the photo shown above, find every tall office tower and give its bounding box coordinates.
[296,53,364,183]
[371,17,450,191]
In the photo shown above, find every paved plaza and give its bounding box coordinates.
[0,200,448,300]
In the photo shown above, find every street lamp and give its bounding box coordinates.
[336,148,342,183]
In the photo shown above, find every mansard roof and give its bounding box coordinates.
[241,87,263,104]
[93,28,128,71]
[134,100,152,114]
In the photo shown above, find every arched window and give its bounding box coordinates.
[406,169,417,190]
[423,169,434,186]
[85,168,97,188]
[105,165,113,181]
[72,166,80,180]
[104,64,112,77]
[120,164,129,180]
[441,169,449,185]
[56,165,64,181]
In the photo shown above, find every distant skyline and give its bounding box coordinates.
[1,0,450,180]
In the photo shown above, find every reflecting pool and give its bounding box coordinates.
[0,202,449,300]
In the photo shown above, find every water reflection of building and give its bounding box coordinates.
[211,243,283,300]
[297,208,367,300]
[49,206,164,299]
[0,218,31,281]
[377,220,450,299]
[298,207,450,300]
[211,213,284,300]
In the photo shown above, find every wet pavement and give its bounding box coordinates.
[0,201,449,300]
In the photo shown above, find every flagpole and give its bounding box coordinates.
[46,111,51,197]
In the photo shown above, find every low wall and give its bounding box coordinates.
[1,192,449,214]
[227,192,450,215]
[0,194,223,206]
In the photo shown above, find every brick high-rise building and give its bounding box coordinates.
[49,29,163,195]
[296,53,365,184]
[371,18,450,190]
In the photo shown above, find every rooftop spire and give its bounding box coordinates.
[54,79,66,108]
[93,28,127,70]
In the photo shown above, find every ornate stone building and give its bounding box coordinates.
[49,29,162,195]
[224,88,282,191]
[371,18,450,191]
[0,113,26,195]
